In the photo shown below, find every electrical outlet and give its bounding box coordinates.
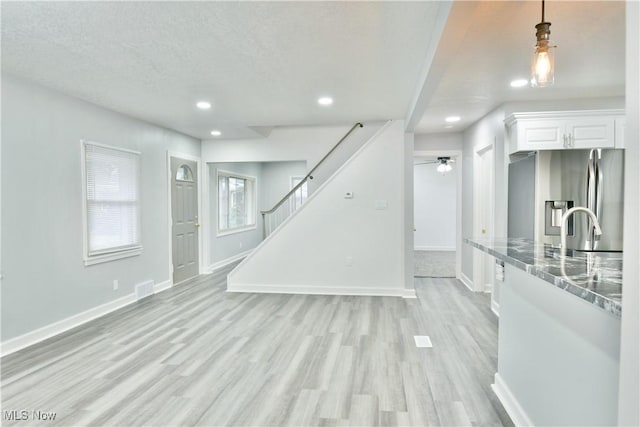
[239,241,243,249]
[113,279,119,291]
[345,256,353,267]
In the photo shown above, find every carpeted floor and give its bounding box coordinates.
[414,250,456,277]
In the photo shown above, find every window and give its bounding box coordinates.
[217,170,256,235]
[175,164,194,182]
[82,141,142,265]
[289,176,308,213]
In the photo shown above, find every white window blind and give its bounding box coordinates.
[83,142,141,259]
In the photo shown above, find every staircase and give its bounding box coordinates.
[226,120,413,298]
[261,122,364,238]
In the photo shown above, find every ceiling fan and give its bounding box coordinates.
[415,156,455,173]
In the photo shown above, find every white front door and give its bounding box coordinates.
[171,157,199,284]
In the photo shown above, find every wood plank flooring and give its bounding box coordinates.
[1,264,512,426]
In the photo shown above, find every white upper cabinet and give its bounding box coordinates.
[506,110,624,154]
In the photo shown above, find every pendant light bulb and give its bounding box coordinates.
[530,1,556,88]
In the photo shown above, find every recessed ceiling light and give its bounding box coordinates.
[318,97,334,106]
[210,130,221,136]
[445,116,461,123]
[510,79,529,88]
[196,101,211,110]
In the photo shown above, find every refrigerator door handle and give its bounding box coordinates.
[594,150,604,242]
[586,150,597,247]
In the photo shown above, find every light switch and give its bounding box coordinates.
[375,200,388,210]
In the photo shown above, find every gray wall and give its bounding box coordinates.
[1,74,201,340]
[207,161,306,267]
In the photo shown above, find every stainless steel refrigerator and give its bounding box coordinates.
[547,148,624,252]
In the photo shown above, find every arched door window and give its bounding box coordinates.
[175,164,194,182]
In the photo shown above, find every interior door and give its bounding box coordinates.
[473,144,495,294]
[171,157,199,284]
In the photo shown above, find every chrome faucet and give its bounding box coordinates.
[560,207,602,253]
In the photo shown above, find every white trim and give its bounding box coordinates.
[472,141,495,292]
[1,293,135,357]
[491,299,500,317]
[227,284,409,298]
[216,225,258,237]
[81,140,142,155]
[154,279,172,294]
[459,272,474,292]
[167,151,204,285]
[414,246,456,251]
[492,373,534,427]
[82,140,143,267]
[402,289,418,299]
[215,168,258,236]
[83,247,142,266]
[207,249,252,273]
[504,109,625,126]
[1,280,172,357]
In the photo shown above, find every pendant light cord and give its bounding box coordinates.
[542,0,545,22]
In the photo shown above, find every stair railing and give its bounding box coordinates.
[261,122,364,238]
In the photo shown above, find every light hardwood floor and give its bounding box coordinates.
[1,264,512,426]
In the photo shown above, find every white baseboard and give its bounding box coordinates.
[414,246,456,251]
[402,288,417,299]
[227,284,409,298]
[492,373,534,426]
[207,250,252,274]
[1,293,136,357]
[1,279,173,357]
[491,298,500,317]
[154,279,172,294]
[459,272,474,292]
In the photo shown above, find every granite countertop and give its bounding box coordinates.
[465,237,622,317]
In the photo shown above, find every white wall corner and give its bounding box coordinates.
[492,374,534,427]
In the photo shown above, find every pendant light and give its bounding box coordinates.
[531,0,556,87]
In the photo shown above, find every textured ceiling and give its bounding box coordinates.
[415,0,626,134]
[1,1,443,139]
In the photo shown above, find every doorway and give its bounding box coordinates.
[413,151,462,279]
[473,144,495,293]
[170,156,200,284]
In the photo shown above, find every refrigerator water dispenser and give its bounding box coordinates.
[545,200,574,236]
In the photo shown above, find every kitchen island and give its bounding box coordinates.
[466,238,622,427]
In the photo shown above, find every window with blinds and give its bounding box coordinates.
[82,141,142,265]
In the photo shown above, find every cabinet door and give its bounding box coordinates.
[517,120,566,151]
[566,117,615,148]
